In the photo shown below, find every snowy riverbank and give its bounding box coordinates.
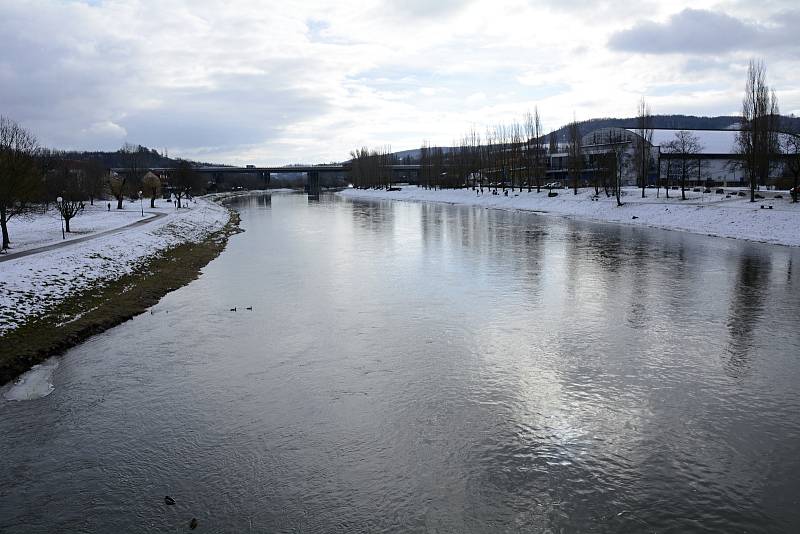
[0,197,231,335]
[338,186,800,247]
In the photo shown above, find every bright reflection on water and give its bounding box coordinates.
[2,192,800,533]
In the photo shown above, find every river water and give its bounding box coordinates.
[2,192,800,533]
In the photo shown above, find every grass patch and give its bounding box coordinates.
[0,210,241,385]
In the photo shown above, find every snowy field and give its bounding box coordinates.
[0,197,230,334]
[1,202,158,254]
[339,186,800,247]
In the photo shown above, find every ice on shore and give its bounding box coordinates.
[3,358,59,401]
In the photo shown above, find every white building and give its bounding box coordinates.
[556,127,795,187]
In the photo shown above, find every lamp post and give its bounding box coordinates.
[56,196,65,239]
[139,190,144,217]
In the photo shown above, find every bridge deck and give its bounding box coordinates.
[113,164,420,174]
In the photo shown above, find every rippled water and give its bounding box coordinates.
[2,192,800,533]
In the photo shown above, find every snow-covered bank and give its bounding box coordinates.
[0,197,231,334]
[338,186,800,247]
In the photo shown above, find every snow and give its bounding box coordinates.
[0,197,230,334]
[3,202,156,254]
[338,186,800,247]
[2,358,59,401]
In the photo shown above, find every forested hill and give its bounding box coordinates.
[549,114,800,142]
[54,145,221,168]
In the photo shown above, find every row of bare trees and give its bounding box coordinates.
[348,58,798,205]
[349,104,638,196]
[415,108,553,193]
[348,146,394,189]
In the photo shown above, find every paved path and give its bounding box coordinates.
[0,212,168,263]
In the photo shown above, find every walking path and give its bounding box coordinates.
[0,212,166,263]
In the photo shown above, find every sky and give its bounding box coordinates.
[1,0,798,165]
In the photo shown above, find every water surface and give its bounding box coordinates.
[2,192,800,532]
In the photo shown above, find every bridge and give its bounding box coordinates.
[120,164,421,193]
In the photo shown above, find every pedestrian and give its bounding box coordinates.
[107,202,110,211]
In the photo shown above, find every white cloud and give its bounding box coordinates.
[0,0,797,164]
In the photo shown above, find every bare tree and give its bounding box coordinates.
[142,172,161,208]
[608,129,627,206]
[509,121,523,192]
[599,151,615,198]
[783,132,800,202]
[107,173,127,208]
[663,131,703,201]
[0,116,41,250]
[50,161,86,233]
[549,131,558,155]
[567,119,582,195]
[171,160,202,208]
[82,160,106,206]
[635,97,654,198]
[524,108,545,193]
[737,59,780,202]
[116,143,145,209]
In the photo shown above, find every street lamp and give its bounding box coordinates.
[139,190,144,217]
[56,196,65,240]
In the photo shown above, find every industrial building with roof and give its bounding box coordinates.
[547,127,795,188]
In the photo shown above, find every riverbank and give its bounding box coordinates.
[0,197,239,385]
[338,186,800,247]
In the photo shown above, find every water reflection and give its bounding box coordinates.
[724,252,772,376]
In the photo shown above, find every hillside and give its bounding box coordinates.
[55,146,222,169]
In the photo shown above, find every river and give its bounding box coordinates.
[2,191,800,532]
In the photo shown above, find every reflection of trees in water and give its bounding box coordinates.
[586,227,625,273]
[256,193,271,208]
[724,252,772,376]
[350,199,396,235]
[626,244,653,330]
[559,224,660,330]
[563,229,586,306]
[225,192,271,210]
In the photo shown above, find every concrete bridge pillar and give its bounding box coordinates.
[307,170,320,194]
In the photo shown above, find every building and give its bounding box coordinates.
[550,127,796,188]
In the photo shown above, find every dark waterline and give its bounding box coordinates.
[2,192,800,532]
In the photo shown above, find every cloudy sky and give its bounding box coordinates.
[1,0,798,165]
